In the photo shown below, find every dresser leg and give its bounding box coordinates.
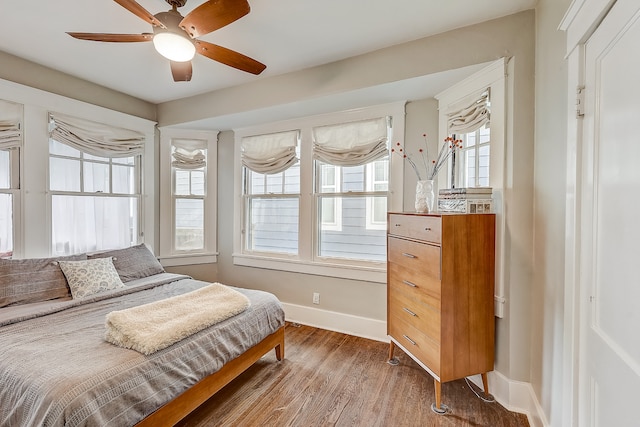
[386,341,400,365]
[431,379,447,414]
[481,372,490,396]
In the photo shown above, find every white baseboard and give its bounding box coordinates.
[283,303,548,426]
[281,302,388,342]
[468,371,549,427]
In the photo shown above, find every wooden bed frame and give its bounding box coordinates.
[135,325,285,426]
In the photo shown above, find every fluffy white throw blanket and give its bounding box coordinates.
[105,283,251,355]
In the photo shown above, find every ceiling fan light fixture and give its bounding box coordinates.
[153,32,195,62]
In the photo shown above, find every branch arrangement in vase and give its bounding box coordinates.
[392,134,463,180]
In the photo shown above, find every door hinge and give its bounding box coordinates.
[576,86,585,118]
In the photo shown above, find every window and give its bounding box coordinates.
[234,103,405,281]
[318,164,341,231]
[365,159,389,230]
[0,148,18,258]
[439,90,491,188]
[242,130,300,255]
[0,100,23,259]
[315,160,388,261]
[172,140,207,252]
[48,113,144,255]
[457,123,491,187]
[159,129,217,265]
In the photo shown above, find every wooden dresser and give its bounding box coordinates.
[386,212,496,413]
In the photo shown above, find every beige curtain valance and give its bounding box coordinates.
[447,91,490,135]
[241,130,299,175]
[172,138,207,170]
[312,117,389,166]
[0,100,23,150]
[49,112,145,158]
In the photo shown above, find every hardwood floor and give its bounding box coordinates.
[177,323,529,427]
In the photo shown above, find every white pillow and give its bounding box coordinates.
[58,257,125,299]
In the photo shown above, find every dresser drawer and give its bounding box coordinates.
[389,313,441,375]
[388,262,441,309]
[388,290,441,342]
[388,236,441,279]
[388,214,442,244]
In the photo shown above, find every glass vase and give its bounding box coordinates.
[415,179,435,213]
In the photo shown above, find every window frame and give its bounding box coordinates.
[173,166,206,253]
[233,102,405,283]
[365,160,389,231]
[456,124,491,188]
[47,138,143,256]
[159,128,218,266]
[317,164,342,231]
[242,151,301,257]
[0,146,21,258]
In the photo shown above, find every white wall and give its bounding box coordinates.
[0,51,156,121]
[532,0,573,425]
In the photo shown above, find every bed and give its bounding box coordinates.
[0,244,285,426]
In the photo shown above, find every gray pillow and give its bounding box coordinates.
[0,254,87,307]
[88,243,164,282]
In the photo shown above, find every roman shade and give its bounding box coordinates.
[172,138,206,170]
[446,90,490,135]
[312,117,389,166]
[49,112,145,158]
[0,100,22,150]
[241,130,299,174]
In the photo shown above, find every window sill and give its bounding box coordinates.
[159,253,218,267]
[232,253,386,283]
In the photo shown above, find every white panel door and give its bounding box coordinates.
[580,0,640,425]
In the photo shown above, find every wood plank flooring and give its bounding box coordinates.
[177,323,529,427]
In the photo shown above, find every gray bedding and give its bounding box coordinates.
[0,273,285,427]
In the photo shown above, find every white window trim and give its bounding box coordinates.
[0,147,21,258]
[457,126,491,187]
[233,102,405,283]
[0,78,156,259]
[435,57,508,317]
[158,128,218,266]
[47,145,143,256]
[318,165,342,232]
[365,161,389,231]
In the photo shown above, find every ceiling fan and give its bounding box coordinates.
[67,0,266,82]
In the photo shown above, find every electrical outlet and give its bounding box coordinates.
[313,292,320,305]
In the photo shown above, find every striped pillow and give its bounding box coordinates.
[0,254,87,307]
[88,243,164,282]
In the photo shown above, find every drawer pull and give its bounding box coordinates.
[403,334,417,346]
[401,252,416,258]
[402,280,417,288]
[403,307,417,317]
[425,227,432,231]
[394,223,402,227]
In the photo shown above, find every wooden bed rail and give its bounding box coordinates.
[135,326,285,426]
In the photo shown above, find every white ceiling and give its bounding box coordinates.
[0,0,535,106]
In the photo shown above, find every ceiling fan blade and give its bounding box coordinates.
[113,0,166,28]
[195,40,266,75]
[171,61,193,82]
[179,0,250,38]
[67,32,153,42]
